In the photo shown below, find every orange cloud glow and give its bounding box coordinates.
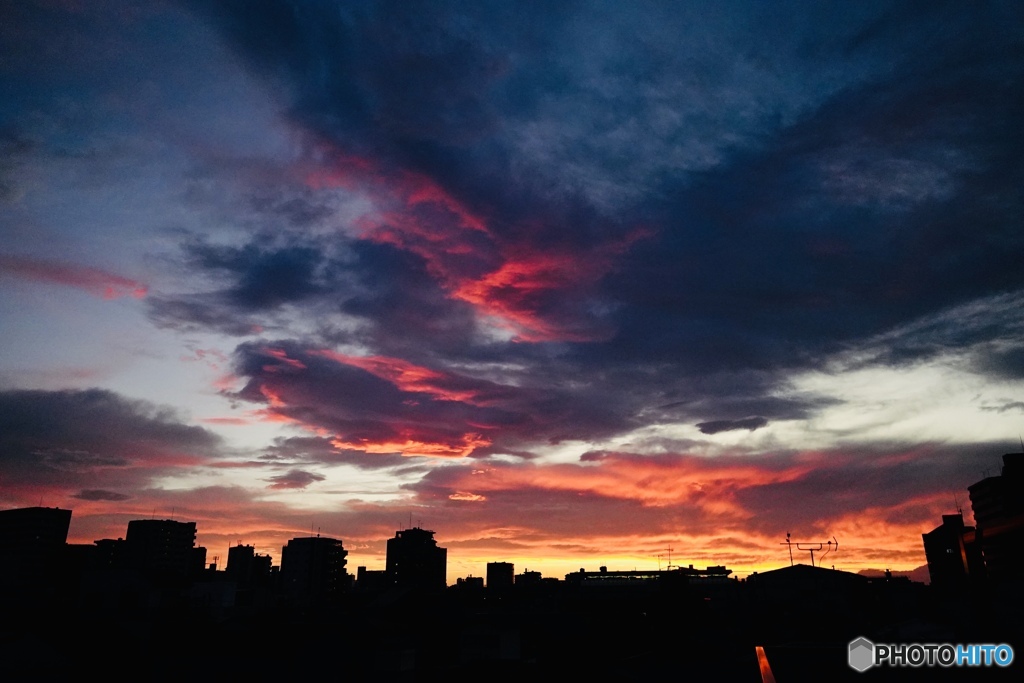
[331,431,491,458]
[449,491,487,502]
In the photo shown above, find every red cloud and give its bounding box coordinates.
[240,347,496,457]
[263,347,307,370]
[313,349,484,403]
[0,255,147,299]
[302,143,649,341]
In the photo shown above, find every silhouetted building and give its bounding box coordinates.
[922,513,983,593]
[355,565,389,592]
[0,507,73,607]
[125,519,201,578]
[515,569,542,586]
[456,575,484,589]
[281,535,349,605]
[386,527,447,591]
[968,453,1024,587]
[0,506,72,547]
[92,537,129,570]
[226,543,272,587]
[564,564,731,589]
[487,561,514,590]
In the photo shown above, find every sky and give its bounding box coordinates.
[1,0,1022,583]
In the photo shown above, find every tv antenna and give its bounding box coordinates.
[782,533,838,567]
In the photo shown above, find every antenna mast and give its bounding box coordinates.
[781,532,794,566]
[783,534,838,567]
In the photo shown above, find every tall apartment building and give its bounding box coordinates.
[968,453,1024,586]
[386,527,447,591]
[280,535,349,604]
[125,519,202,578]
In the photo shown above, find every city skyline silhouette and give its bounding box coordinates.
[1,455,1021,680]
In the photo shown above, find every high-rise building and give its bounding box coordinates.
[385,527,447,591]
[486,561,514,590]
[0,507,73,605]
[921,513,983,593]
[280,535,348,604]
[226,543,273,587]
[968,453,1024,586]
[0,506,72,548]
[125,519,200,578]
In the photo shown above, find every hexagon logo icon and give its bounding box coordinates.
[849,637,875,672]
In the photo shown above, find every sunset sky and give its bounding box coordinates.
[2,0,1022,582]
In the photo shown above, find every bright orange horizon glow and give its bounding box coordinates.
[61,498,940,586]
[330,431,491,458]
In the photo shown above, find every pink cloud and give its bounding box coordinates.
[0,254,148,299]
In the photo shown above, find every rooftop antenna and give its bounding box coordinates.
[783,533,836,567]
[954,493,963,517]
[818,537,838,565]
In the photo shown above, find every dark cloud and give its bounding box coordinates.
[73,489,131,502]
[973,344,1024,380]
[335,240,482,353]
[145,0,1022,441]
[184,241,332,310]
[696,417,768,435]
[147,295,265,336]
[981,401,1024,414]
[228,340,631,457]
[732,444,994,535]
[266,468,326,490]
[261,436,411,470]
[0,388,221,496]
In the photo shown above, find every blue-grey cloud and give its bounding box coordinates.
[266,468,326,490]
[0,389,222,494]
[73,489,131,502]
[696,417,769,435]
